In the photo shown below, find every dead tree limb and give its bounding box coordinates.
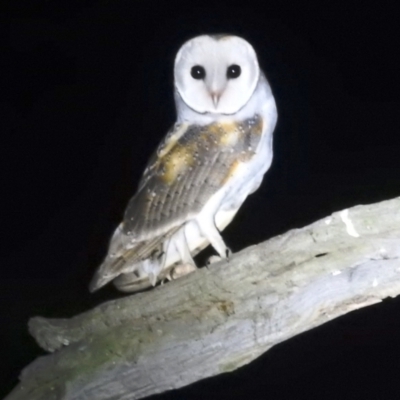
[5,196,400,400]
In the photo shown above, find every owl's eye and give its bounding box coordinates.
[227,64,241,79]
[191,65,206,80]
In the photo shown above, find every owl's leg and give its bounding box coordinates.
[196,217,231,259]
[141,258,163,286]
[162,226,197,281]
[174,227,196,265]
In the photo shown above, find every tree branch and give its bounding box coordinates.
[6,197,400,400]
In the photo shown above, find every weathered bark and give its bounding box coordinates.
[6,197,400,400]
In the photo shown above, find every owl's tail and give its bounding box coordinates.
[89,256,127,292]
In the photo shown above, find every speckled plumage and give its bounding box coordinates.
[90,35,277,292]
[124,115,263,238]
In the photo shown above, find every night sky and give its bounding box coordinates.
[3,1,400,399]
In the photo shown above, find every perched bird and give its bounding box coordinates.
[89,34,277,293]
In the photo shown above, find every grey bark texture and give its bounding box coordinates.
[5,197,400,400]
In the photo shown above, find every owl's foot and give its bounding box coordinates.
[168,263,197,280]
[206,255,222,265]
[113,262,197,293]
[206,247,232,266]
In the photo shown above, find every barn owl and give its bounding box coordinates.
[89,34,277,293]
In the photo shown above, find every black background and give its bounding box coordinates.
[3,1,400,399]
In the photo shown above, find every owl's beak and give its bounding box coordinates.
[211,92,221,108]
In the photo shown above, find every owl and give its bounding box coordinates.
[89,34,277,293]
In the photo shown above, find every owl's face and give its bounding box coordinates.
[174,35,260,115]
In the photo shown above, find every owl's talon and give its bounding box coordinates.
[206,255,223,266]
[165,271,173,281]
[170,263,197,279]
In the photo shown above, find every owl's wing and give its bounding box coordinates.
[89,225,179,292]
[123,114,264,239]
[89,114,263,292]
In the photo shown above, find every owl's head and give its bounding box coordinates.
[174,35,260,115]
